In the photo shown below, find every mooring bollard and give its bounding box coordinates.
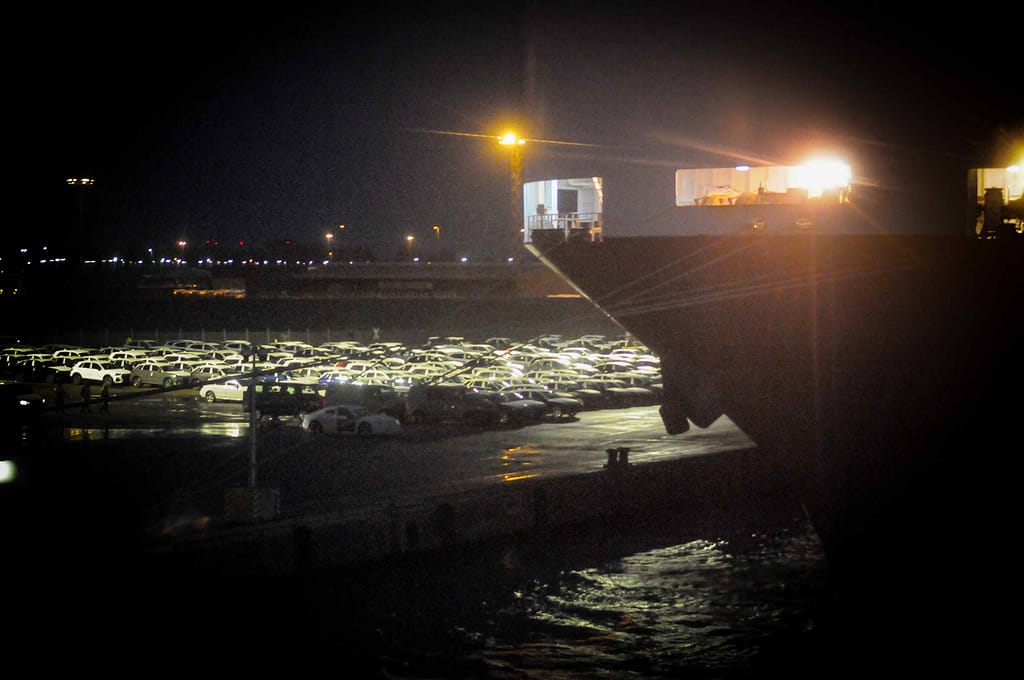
[606,447,631,471]
[606,448,619,469]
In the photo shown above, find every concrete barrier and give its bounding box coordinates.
[140,446,785,580]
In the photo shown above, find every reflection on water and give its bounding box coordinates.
[59,422,248,441]
[481,522,832,677]
[301,503,840,678]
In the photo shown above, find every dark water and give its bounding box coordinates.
[475,526,832,678]
[154,498,839,677]
[9,441,839,676]
[8,421,839,677]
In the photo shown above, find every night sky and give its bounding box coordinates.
[18,2,1022,260]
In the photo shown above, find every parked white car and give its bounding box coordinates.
[160,352,204,365]
[200,378,248,403]
[108,349,151,366]
[129,360,192,388]
[70,359,132,385]
[201,350,248,364]
[301,404,402,437]
[189,364,239,385]
[221,340,256,356]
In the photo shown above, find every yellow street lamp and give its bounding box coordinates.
[405,234,415,260]
[499,133,525,193]
[499,132,526,261]
[325,231,334,262]
[433,224,441,240]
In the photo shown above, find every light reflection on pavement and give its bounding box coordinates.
[20,394,759,529]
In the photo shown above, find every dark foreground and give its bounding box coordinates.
[11,459,836,678]
[4,402,1011,677]
[1,406,837,677]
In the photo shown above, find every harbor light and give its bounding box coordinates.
[792,159,852,198]
[499,132,525,147]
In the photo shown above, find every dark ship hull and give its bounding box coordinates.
[527,221,1023,671]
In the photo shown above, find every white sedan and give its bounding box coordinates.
[200,379,248,403]
[301,404,402,437]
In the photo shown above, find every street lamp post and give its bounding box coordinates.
[415,127,597,259]
[433,224,440,240]
[405,234,415,260]
[499,133,525,262]
[176,240,187,263]
[325,231,334,262]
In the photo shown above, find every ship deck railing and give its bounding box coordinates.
[525,212,603,243]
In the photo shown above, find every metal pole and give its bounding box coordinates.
[510,144,523,261]
[249,349,257,488]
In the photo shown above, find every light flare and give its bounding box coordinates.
[791,159,852,198]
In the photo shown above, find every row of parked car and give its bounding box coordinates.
[0,340,262,389]
[1,332,663,432]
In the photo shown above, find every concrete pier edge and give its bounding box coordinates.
[136,445,799,580]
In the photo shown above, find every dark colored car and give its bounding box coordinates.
[242,381,324,420]
[404,383,505,426]
[504,388,583,419]
[11,357,55,383]
[480,390,547,426]
[323,382,405,419]
[541,379,608,410]
[26,355,79,384]
[576,377,645,408]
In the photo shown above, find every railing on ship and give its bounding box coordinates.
[525,212,603,243]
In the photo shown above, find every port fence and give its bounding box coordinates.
[32,328,391,350]
[9,297,623,350]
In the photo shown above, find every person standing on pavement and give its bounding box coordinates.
[54,383,64,413]
[80,383,92,412]
[99,382,110,413]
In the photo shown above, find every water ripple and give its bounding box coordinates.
[479,517,832,677]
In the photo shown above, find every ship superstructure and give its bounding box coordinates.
[524,162,1023,671]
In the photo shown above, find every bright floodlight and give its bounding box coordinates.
[0,460,15,484]
[792,159,852,198]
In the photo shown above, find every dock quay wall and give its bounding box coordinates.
[140,446,785,581]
